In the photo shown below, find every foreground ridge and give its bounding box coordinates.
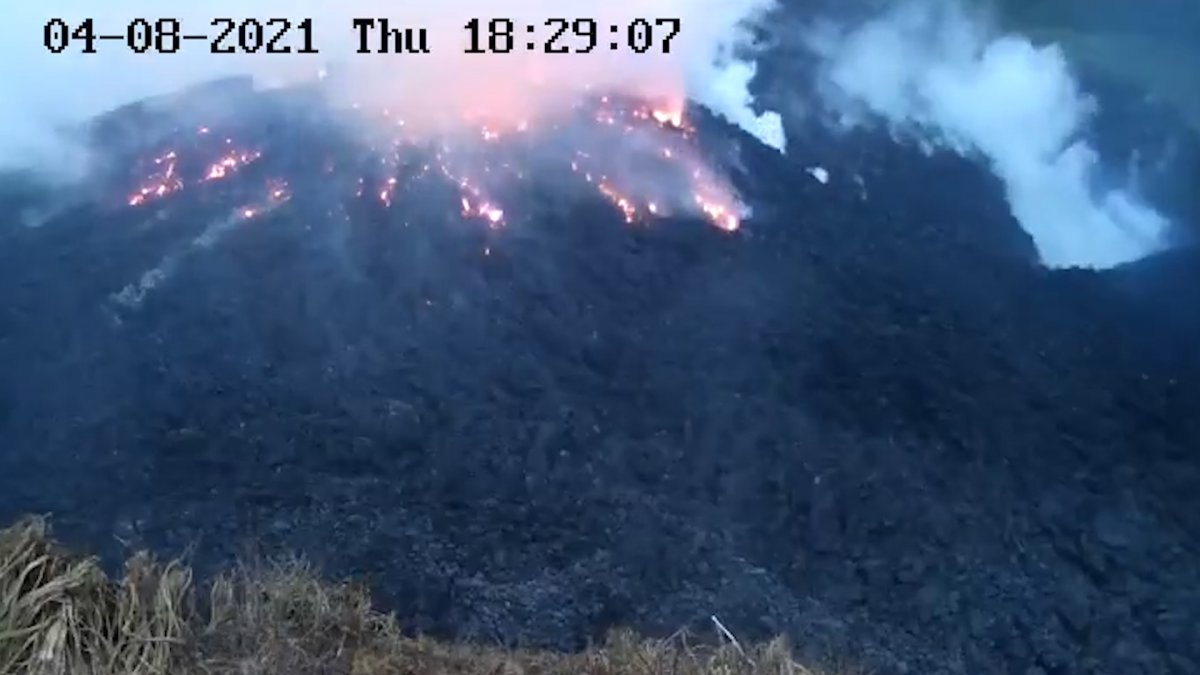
[0,517,856,675]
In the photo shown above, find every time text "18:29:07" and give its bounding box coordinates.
[43,17,682,56]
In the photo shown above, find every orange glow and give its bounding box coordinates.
[121,92,744,237]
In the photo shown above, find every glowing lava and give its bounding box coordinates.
[204,150,261,181]
[127,150,183,206]
[564,97,744,231]
[125,128,263,207]
[120,93,746,236]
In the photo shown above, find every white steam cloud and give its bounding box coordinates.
[0,0,784,167]
[806,0,1170,269]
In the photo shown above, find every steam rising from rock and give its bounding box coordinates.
[805,0,1170,268]
[0,0,785,168]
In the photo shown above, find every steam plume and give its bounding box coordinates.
[805,0,1170,269]
[1,0,784,168]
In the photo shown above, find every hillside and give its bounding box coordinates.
[1,48,1199,675]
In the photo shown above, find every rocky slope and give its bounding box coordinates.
[0,78,1198,675]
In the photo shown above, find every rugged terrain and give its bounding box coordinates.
[1,66,1198,675]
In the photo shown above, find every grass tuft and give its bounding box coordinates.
[0,517,857,675]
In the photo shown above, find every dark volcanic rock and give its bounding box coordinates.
[0,80,1198,675]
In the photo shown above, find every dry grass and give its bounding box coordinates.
[0,516,857,675]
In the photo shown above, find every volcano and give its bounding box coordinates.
[1,73,1199,675]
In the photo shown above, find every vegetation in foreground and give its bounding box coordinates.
[0,517,853,675]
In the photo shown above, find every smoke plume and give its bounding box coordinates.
[805,0,1170,269]
[1,0,784,170]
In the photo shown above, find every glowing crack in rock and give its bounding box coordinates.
[204,150,261,181]
[559,96,747,231]
[125,128,262,208]
[127,150,183,206]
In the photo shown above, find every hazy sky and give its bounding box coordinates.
[0,1,783,162]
